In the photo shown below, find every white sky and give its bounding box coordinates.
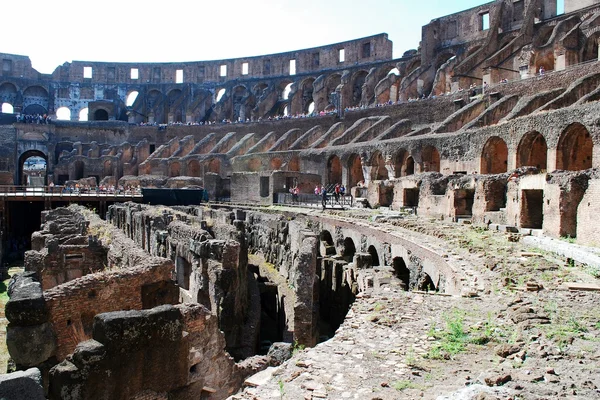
[3,0,499,74]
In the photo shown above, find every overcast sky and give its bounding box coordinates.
[2,0,562,74]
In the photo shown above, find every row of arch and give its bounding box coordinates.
[324,123,593,187]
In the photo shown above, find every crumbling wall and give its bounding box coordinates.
[48,304,252,400]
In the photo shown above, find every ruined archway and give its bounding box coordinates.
[23,85,49,115]
[392,257,410,291]
[169,162,181,177]
[393,150,411,178]
[319,230,336,257]
[288,156,300,172]
[556,123,593,171]
[350,70,369,107]
[1,102,13,114]
[187,160,201,177]
[207,158,221,174]
[270,158,283,170]
[0,82,18,106]
[405,156,415,176]
[481,136,508,174]
[327,155,342,185]
[347,154,364,188]
[421,145,440,172]
[18,150,47,186]
[342,237,356,262]
[56,107,71,121]
[517,131,547,170]
[367,245,380,266]
[370,151,387,180]
[94,109,109,121]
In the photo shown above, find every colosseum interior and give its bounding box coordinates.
[1,0,600,399]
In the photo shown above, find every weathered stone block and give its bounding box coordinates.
[6,322,57,367]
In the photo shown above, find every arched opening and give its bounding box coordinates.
[288,156,300,172]
[319,230,336,257]
[56,107,71,121]
[517,131,547,170]
[248,158,261,172]
[417,272,437,292]
[215,88,226,102]
[0,83,18,107]
[581,32,600,63]
[324,74,342,109]
[283,106,289,116]
[370,151,388,180]
[348,154,364,188]
[187,160,201,177]
[205,158,220,175]
[406,156,415,176]
[22,86,49,114]
[342,237,356,262]
[350,70,369,107]
[481,136,508,174]
[270,158,283,170]
[388,68,400,76]
[556,123,593,171]
[19,151,47,186]
[126,91,139,107]
[327,155,342,185]
[392,257,410,290]
[393,150,409,178]
[1,102,13,114]
[79,108,89,121]
[421,145,440,172]
[282,82,293,100]
[367,245,380,267]
[103,160,112,177]
[231,85,249,121]
[169,162,181,177]
[73,160,85,180]
[94,109,109,121]
[307,101,315,114]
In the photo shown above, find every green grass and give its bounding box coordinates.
[426,310,468,360]
[393,380,420,391]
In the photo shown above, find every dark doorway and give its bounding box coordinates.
[454,189,475,217]
[521,190,544,229]
[367,245,380,266]
[393,257,410,290]
[403,188,420,207]
[4,201,45,263]
[94,109,109,121]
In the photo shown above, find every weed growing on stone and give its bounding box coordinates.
[278,379,285,399]
[393,380,419,391]
[291,340,305,356]
[426,310,468,360]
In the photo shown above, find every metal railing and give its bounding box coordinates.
[0,185,143,198]
[277,192,353,208]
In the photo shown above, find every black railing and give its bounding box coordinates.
[0,185,143,197]
[276,192,353,208]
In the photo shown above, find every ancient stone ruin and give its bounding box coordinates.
[2,1,600,399]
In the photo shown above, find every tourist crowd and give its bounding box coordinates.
[17,113,51,124]
[48,182,142,195]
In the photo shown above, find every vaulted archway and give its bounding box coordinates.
[481,136,508,174]
[517,131,547,170]
[556,123,593,171]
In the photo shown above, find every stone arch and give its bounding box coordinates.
[405,58,421,76]
[56,107,71,121]
[581,31,600,63]
[319,230,336,257]
[169,162,181,177]
[207,158,221,174]
[278,80,293,101]
[247,158,262,172]
[325,74,342,108]
[421,145,440,172]
[73,160,85,180]
[22,85,49,115]
[556,123,593,171]
[252,83,269,97]
[167,88,184,122]
[417,272,437,292]
[392,257,410,291]
[1,102,13,113]
[103,160,112,177]
[300,78,315,113]
[481,136,508,174]
[342,237,356,262]
[370,151,387,180]
[146,89,166,123]
[0,82,18,104]
[517,131,548,170]
[231,85,250,121]
[327,155,342,185]
[18,150,47,185]
[393,149,412,178]
[367,245,380,267]
[350,70,369,107]
[187,159,201,177]
[434,51,456,70]
[94,109,109,121]
[270,158,283,170]
[288,156,301,172]
[347,153,364,188]
[126,90,139,107]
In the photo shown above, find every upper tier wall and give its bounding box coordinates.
[0,34,392,84]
